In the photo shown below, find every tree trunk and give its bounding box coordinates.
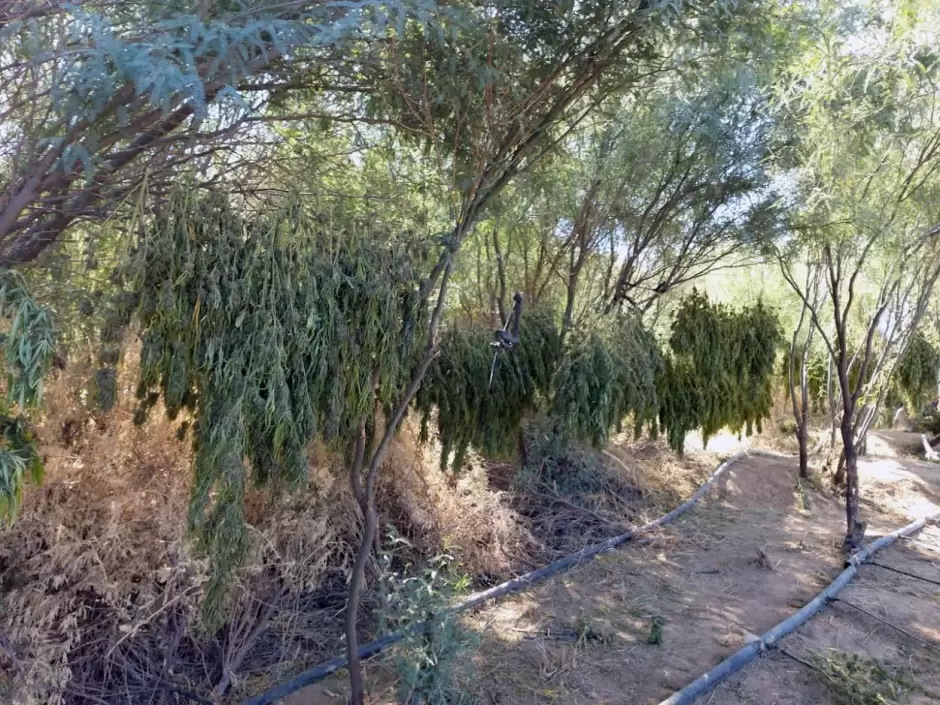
[840,417,865,551]
[345,425,371,705]
[561,268,579,341]
[789,301,814,479]
[832,450,846,486]
[797,423,809,479]
[798,328,814,478]
[343,254,458,705]
[345,488,377,705]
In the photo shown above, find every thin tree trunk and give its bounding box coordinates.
[797,424,809,479]
[561,266,580,341]
[344,242,458,705]
[826,355,839,470]
[345,486,377,704]
[798,351,812,478]
[832,451,845,485]
[840,416,864,550]
[789,302,810,478]
[837,349,865,550]
[345,424,370,705]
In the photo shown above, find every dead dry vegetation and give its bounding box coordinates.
[1,357,706,705]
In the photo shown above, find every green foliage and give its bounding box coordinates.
[807,649,918,705]
[0,272,57,411]
[659,291,782,454]
[1,0,430,264]
[779,345,829,413]
[647,615,665,646]
[551,316,662,448]
[129,188,429,625]
[376,531,477,705]
[416,310,560,472]
[0,271,56,520]
[895,332,940,414]
[0,415,43,522]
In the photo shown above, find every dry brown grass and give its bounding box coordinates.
[378,425,534,579]
[0,350,541,704]
[0,351,366,705]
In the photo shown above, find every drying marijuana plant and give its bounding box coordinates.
[894,332,940,415]
[659,290,782,454]
[416,310,560,472]
[128,188,430,625]
[551,315,663,447]
[0,270,56,519]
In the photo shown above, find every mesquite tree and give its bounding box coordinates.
[328,2,775,699]
[773,1,940,549]
[450,63,785,328]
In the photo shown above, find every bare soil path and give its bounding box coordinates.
[284,447,940,705]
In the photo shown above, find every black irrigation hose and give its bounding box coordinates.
[832,597,940,655]
[657,510,940,705]
[868,560,940,586]
[242,449,782,705]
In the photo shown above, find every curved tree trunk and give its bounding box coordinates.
[345,495,377,705]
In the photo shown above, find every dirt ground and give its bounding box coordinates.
[285,434,940,705]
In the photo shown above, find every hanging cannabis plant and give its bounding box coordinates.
[895,332,940,414]
[551,316,663,447]
[415,309,560,472]
[129,188,429,624]
[0,271,56,519]
[659,290,781,454]
[778,344,829,413]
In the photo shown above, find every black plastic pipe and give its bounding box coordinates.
[242,449,779,705]
[657,510,940,705]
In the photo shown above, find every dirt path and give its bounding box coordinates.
[284,452,940,705]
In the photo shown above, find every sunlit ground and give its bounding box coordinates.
[858,456,940,519]
[683,429,752,454]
